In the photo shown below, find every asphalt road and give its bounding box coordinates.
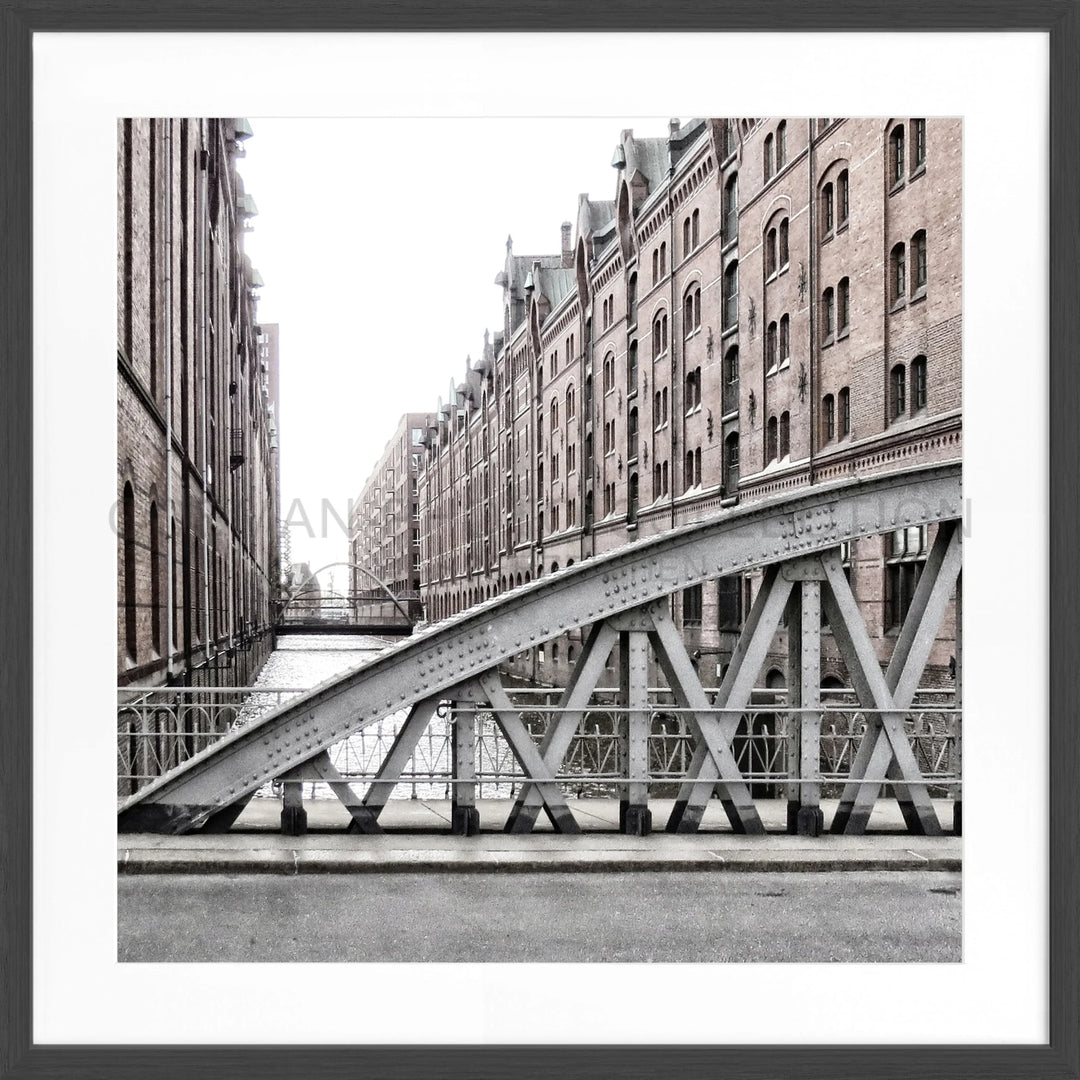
[118,871,961,963]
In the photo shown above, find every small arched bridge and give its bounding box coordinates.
[119,461,962,840]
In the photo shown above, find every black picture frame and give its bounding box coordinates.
[2,3,1077,1078]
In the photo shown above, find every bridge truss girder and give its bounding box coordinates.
[117,464,962,837]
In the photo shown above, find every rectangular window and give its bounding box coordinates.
[682,584,703,628]
[717,575,743,630]
[912,119,926,170]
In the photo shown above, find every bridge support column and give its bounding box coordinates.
[451,703,480,836]
[784,572,824,837]
[618,629,652,836]
[280,780,307,836]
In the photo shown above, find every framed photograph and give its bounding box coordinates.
[3,3,1077,1078]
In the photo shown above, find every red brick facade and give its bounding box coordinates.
[117,118,280,687]
[391,119,960,689]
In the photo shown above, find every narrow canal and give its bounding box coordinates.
[241,634,518,801]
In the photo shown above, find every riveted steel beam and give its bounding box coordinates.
[822,535,959,836]
[827,526,961,834]
[665,564,793,832]
[619,630,652,835]
[118,463,961,834]
[476,671,581,834]
[647,604,763,834]
[287,750,382,834]
[504,620,619,832]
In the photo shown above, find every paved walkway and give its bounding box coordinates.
[118,797,960,875]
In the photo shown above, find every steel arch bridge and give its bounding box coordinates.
[278,561,416,632]
[119,461,962,840]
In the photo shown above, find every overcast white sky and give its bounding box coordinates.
[235,116,668,590]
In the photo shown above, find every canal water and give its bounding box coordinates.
[239,633,518,800]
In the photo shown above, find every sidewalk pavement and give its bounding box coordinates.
[118,797,961,875]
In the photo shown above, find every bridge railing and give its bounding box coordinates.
[117,686,960,803]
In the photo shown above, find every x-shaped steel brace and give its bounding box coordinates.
[826,521,961,835]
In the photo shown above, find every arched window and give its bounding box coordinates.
[652,312,668,359]
[662,460,669,494]
[822,394,835,443]
[685,449,695,488]
[763,133,774,181]
[627,340,638,392]
[779,218,789,266]
[767,227,779,277]
[123,482,137,660]
[691,208,700,249]
[683,285,701,335]
[628,472,639,523]
[724,432,740,494]
[550,397,559,429]
[890,124,905,187]
[723,260,739,328]
[659,242,667,278]
[891,363,907,419]
[911,230,927,294]
[837,277,850,333]
[652,248,659,285]
[723,173,738,244]
[628,407,639,460]
[627,273,638,324]
[911,355,928,412]
[766,321,778,369]
[822,287,835,343]
[767,416,778,461]
[776,121,787,169]
[838,169,850,226]
[723,345,739,415]
[821,182,834,236]
[838,386,851,436]
[891,242,907,303]
[150,501,161,653]
[566,385,575,420]
[683,217,692,258]
[779,313,790,362]
[779,411,790,458]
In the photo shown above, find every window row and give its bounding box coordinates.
[820,386,851,444]
[684,446,702,488]
[766,315,791,369]
[682,209,701,260]
[889,119,927,189]
[820,170,850,237]
[601,295,616,330]
[763,120,788,182]
[766,411,791,462]
[654,386,669,428]
[651,242,668,285]
[685,366,702,411]
[889,355,928,421]
[765,218,789,277]
[821,278,850,344]
[890,230,928,306]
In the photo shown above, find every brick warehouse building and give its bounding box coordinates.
[117,118,281,688]
[360,118,961,692]
[349,412,434,622]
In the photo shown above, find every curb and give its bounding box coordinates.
[118,849,961,875]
